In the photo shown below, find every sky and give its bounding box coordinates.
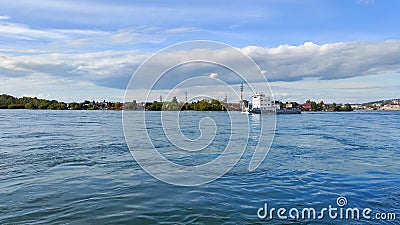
[0,0,399,103]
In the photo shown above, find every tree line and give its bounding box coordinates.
[0,94,67,110]
[1,94,352,112]
[0,94,122,110]
[305,100,352,111]
[146,97,226,111]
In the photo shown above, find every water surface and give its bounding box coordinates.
[1,110,399,224]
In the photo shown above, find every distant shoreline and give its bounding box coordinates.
[1,108,399,112]
[1,94,399,111]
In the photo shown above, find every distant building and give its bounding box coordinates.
[350,104,362,109]
[228,103,240,111]
[135,102,147,110]
[301,103,312,111]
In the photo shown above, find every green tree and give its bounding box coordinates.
[38,102,49,109]
[342,103,352,111]
[198,99,210,111]
[8,104,24,109]
[25,102,34,109]
[147,101,163,111]
[114,102,121,110]
[311,101,318,111]
[318,101,325,111]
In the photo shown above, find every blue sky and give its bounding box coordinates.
[0,0,399,103]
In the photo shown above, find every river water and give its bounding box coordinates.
[0,110,399,224]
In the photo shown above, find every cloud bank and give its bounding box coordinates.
[243,40,400,82]
[1,40,399,92]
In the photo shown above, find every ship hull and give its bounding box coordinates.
[249,108,275,114]
[250,108,301,114]
[276,108,301,114]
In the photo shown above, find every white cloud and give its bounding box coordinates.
[0,22,67,40]
[166,27,199,33]
[2,40,400,86]
[0,18,202,50]
[2,0,272,28]
[110,28,165,44]
[261,70,267,75]
[0,73,124,102]
[0,50,150,91]
[208,72,218,78]
[357,0,374,4]
[0,20,166,45]
[225,24,240,30]
[242,40,400,81]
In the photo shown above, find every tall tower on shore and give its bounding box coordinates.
[240,82,244,101]
[185,91,188,102]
